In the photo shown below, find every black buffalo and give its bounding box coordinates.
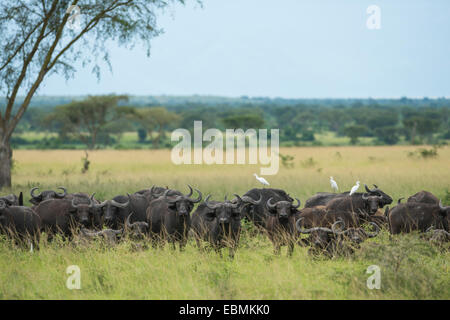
[387,201,449,234]
[34,194,98,237]
[78,228,123,246]
[241,188,295,228]
[191,194,243,257]
[97,193,152,229]
[297,206,365,229]
[296,218,380,257]
[0,192,23,206]
[325,193,384,215]
[0,200,42,247]
[424,227,450,245]
[147,186,202,250]
[305,184,393,208]
[264,196,301,256]
[124,213,149,240]
[29,186,68,205]
[135,185,169,202]
[407,190,439,205]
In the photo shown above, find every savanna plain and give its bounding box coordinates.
[0,146,449,299]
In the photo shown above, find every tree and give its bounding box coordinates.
[134,107,180,148]
[374,126,400,145]
[221,114,264,130]
[403,116,441,144]
[45,95,127,149]
[343,125,367,145]
[0,0,190,188]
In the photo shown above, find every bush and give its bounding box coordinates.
[374,126,400,145]
[137,128,147,143]
[300,129,315,141]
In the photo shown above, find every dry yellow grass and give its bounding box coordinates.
[1,146,449,299]
[9,145,450,204]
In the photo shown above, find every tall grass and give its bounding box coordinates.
[1,146,449,299]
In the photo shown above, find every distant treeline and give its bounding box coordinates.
[9,95,450,149]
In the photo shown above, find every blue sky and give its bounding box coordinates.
[39,0,450,98]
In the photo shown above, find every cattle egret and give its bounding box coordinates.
[330,176,339,192]
[349,181,360,195]
[254,173,270,186]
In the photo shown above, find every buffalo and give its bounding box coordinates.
[387,201,449,234]
[296,218,380,257]
[305,184,393,208]
[191,194,243,257]
[97,192,154,229]
[124,213,149,240]
[0,199,42,248]
[78,228,123,246]
[296,206,365,229]
[34,194,98,238]
[241,188,295,228]
[407,190,439,205]
[135,185,169,202]
[424,226,450,245]
[0,192,23,206]
[264,196,301,255]
[29,186,68,205]
[325,193,384,215]
[147,186,202,250]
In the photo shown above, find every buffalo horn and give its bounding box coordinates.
[292,198,301,209]
[266,197,277,210]
[296,218,333,234]
[205,195,221,210]
[190,189,202,203]
[363,222,380,238]
[241,194,262,205]
[185,185,193,198]
[56,186,67,198]
[30,187,42,199]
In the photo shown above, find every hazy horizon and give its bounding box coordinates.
[37,0,450,99]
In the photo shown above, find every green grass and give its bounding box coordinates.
[1,146,449,299]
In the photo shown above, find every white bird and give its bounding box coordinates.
[254,173,270,186]
[330,176,339,192]
[349,180,360,195]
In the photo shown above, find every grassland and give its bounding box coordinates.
[1,146,449,299]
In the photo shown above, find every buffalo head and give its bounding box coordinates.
[361,193,384,214]
[204,194,243,227]
[30,186,67,205]
[364,184,393,206]
[296,217,337,249]
[69,193,97,227]
[266,197,301,220]
[164,185,202,216]
[331,220,380,244]
[125,213,149,239]
[96,196,130,227]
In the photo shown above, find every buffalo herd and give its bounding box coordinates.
[0,185,448,256]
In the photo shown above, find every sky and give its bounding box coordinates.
[38,0,450,99]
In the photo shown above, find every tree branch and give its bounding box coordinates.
[2,0,59,127]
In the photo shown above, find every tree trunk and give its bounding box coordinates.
[153,129,162,148]
[410,122,417,145]
[0,138,12,189]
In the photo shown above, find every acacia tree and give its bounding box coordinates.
[134,107,179,148]
[0,0,191,188]
[45,95,128,149]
